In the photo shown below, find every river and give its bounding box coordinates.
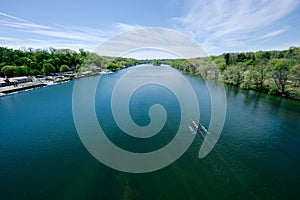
[0,64,300,199]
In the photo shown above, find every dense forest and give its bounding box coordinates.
[158,47,300,99]
[0,47,138,77]
[1,46,299,99]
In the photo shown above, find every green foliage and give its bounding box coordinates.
[291,64,300,87]
[224,53,230,65]
[268,87,280,95]
[42,63,56,75]
[107,63,120,71]
[168,47,300,99]
[0,47,138,75]
[103,57,138,71]
[269,58,291,94]
[1,46,299,99]
[82,52,103,67]
[77,67,88,72]
[1,66,15,77]
[15,65,29,76]
[0,47,88,77]
[29,69,41,76]
[1,65,28,77]
[60,64,70,72]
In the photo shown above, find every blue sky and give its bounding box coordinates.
[1,0,300,56]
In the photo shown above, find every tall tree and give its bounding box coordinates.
[291,64,300,87]
[1,66,15,77]
[42,63,56,75]
[60,64,70,72]
[269,58,291,95]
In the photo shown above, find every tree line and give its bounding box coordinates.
[1,46,299,99]
[0,47,138,77]
[159,47,300,99]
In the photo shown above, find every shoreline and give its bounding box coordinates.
[2,65,299,102]
[0,82,47,94]
[178,69,300,101]
[0,71,111,97]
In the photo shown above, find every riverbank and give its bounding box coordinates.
[179,69,300,101]
[0,82,47,94]
[0,71,112,96]
[168,63,300,101]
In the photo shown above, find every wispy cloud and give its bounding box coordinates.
[115,22,143,32]
[0,11,30,23]
[259,28,288,40]
[174,0,300,54]
[1,1,299,57]
[0,11,150,52]
[25,28,106,42]
[0,36,18,41]
[95,28,207,59]
[0,11,50,29]
[0,11,113,50]
[0,20,50,29]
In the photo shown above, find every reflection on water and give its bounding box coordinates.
[0,65,300,199]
